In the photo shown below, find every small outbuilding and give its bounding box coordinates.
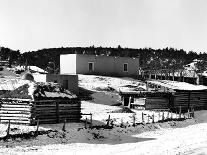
[0,81,81,125]
[120,80,207,111]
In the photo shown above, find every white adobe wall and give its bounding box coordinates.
[46,74,79,95]
[114,57,139,76]
[60,54,139,77]
[60,54,77,74]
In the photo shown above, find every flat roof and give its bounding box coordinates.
[147,80,207,91]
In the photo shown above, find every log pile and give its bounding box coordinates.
[0,98,81,125]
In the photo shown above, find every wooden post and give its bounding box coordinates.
[132,114,136,127]
[147,114,150,124]
[167,111,169,120]
[188,92,191,111]
[56,101,60,123]
[85,117,87,129]
[121,96,124,106]
[90,113,92,128]
[107,115,110,127]
[158,112,160,121]
[62,118,66,132]
[142,112,144,124]
[188,108,190,118]
[6,120,11,138]
[152,113,155,123]
[179,106,182,119]
[171,111,173,120]
[36,119,39,136]
[0,103,1,123]
[192,106,194,118]
[128,96,132,108]
[162,112,165,121]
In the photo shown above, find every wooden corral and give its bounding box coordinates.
[0,98,81,125]
[172,90,207,110]
[148,80,207,111]
[120,80,207,111]
[120,91,171,110]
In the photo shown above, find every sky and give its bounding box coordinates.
[0,0,207,53]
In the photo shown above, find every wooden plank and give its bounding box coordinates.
[0,113,32,118]
[56,101,60,123]
[1,104,32,109]
[0,117,31,121]
[0,120,31,124]
[35,107,56,110]
[0,110,31,114]
[35,113,80,118]
[0,107,32,112]
[32,99,79,103]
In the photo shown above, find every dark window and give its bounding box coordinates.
[88,62,94,71]
[63,80,68,89]
[123,63,128,72]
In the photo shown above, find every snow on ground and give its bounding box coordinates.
[148,80,207,91]
[78,74,144,92]
[0,77,30,91]
[0,124,50,138]
[0,122,207,155]
[81,101,180,126]
[0,75,206,154]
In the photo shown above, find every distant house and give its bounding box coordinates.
[33,73,79,95]
[60,54,139,77]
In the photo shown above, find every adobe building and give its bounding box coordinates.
[33,73,78,95]
[60,54,139,77]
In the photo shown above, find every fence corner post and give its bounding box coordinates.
[6,120,11,138]
[62,118,66,132]
[35,119,39,136]
[85,117,87,129]
[90,113,92,128]
[107,115,110,127]
[132,114,136,126]
[152,113,155,123]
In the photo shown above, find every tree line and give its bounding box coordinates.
[1,46,207,75]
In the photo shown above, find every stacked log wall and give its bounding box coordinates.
[173,91,207,110]
[0,99,81,125]
[33,99,81,124]
[0,99,33,125]
[145,97,169,110]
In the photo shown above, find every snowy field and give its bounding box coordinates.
[0,122,207,155]
[78,74,145,92]
[0,100,202,155]
[0,75,206,154]
[81,101,180,126]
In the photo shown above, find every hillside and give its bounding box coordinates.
[78,74,144,105]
